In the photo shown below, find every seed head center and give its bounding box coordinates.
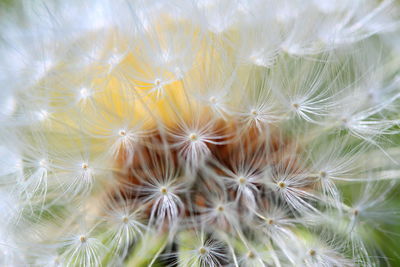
[39,159,47,168]
[80,88,90,98]
[278,181,286,189]
[79,235,87,243]
[209,96,217,104]
[160,187,168,195]
[247,251,255,259]
[238,176,246,184]
[217,205,224,212]
[189,133,198,141]
[154,79,162,87]
[199,247,207,255]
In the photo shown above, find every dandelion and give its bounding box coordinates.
[173,230,228,267]
[102,191,147,258]
[298,236,355,267]
[168,115,228,171]
[1,0,400,266]
[197,194,239,230]
[61,232,105,267]
[263,151,320,215]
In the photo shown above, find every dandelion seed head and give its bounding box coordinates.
[292,103,300,110]
[277,181,286,189]
[247,250,255,259]
[160,186,168,195]
[154,79,162,87]
[209,96,217,104]
[198,246,207,255]
[319,171,327,179]
[121,216,129,224]
[1,0,400,266]
[81,162,89,170]
[189,133,198,142]
[79,87,91,99]
[79,235,87,243]
[38,159,47,168]
[216,205,225,212]
[118,129,126,137]
[238,176,247,185]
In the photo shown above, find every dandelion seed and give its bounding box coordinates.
[62,232,105,267]
[103,192,147,257]
[264,161,319,214]
[198,197,238,230]
[79,88,91,99]
[174,231,228,267]
[169,118,227,170]
[132,150,186,228]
